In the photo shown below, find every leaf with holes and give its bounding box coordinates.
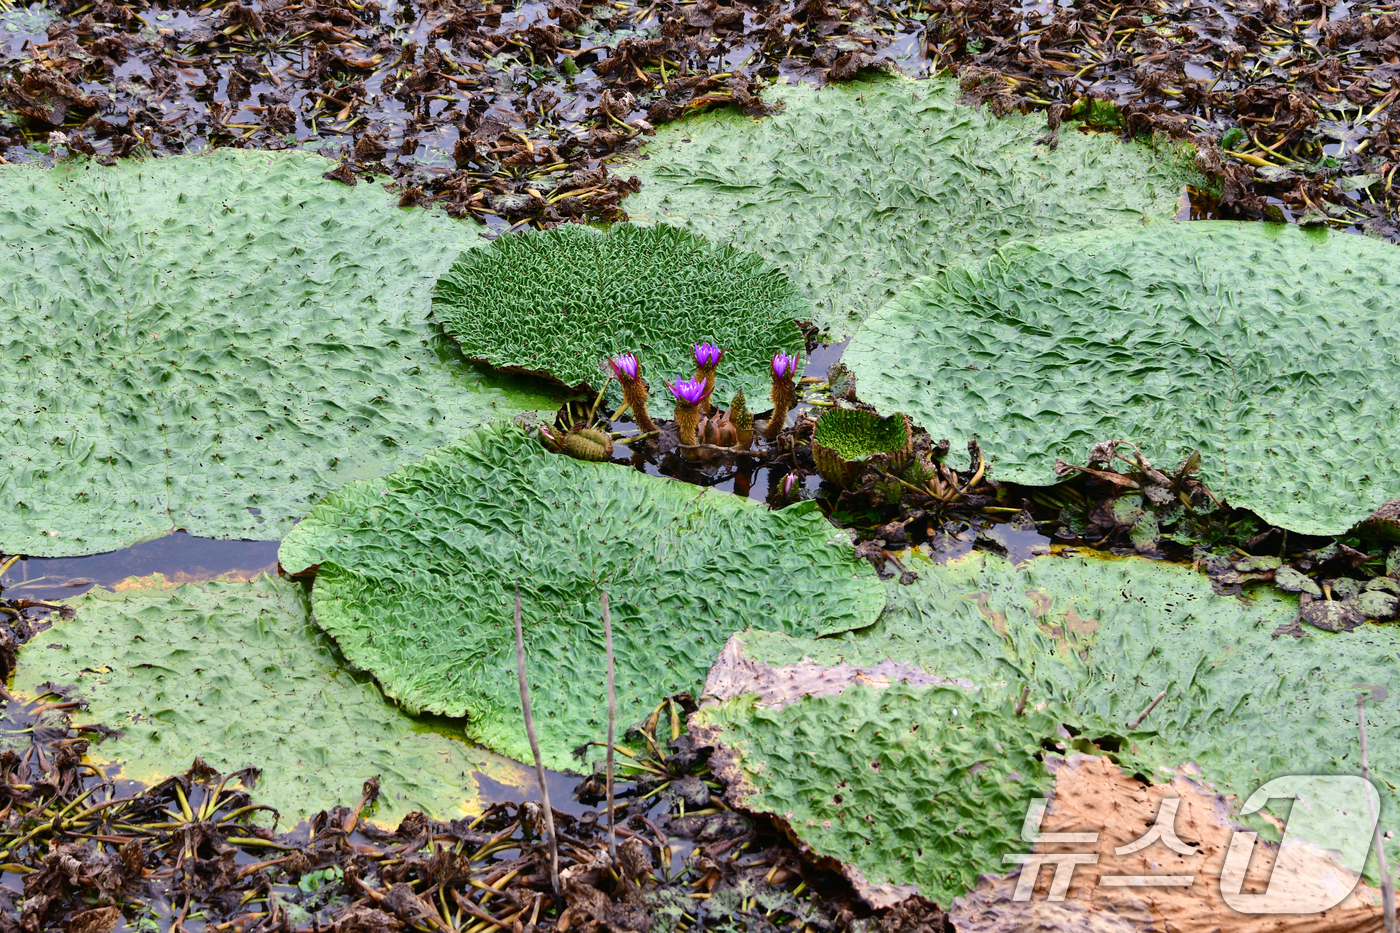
[696,550,1400,903]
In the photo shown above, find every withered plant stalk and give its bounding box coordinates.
[514,586,560,893]
[601,590,617,863]
[1358,693,1397,933]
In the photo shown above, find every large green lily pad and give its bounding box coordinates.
[623,76,1198,338]
[844,221,1400,535]
[278,423,884,770]
[0,150,557,557]
[16,574,538,824]
[694,550,1400,904]
[432,223,807,410]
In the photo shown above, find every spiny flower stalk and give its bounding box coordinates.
[766,352,799,438]
[667,376,710,446]
[692,343,725,415]
[607,353,657,434]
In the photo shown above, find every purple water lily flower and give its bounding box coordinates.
[694,342,724,369]
[667,376,710,407]
[772,352,798,380]
[781,473,798,497]
[608,353,640,381]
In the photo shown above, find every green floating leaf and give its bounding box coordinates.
[431,223,807,411]
[17,574,537,824]
[695,550,1400,903]
[0,150,558,557]
[278,424,884,770]
[624,76,1198,338]
[845,221,1400,535]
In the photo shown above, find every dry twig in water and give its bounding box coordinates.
[515,585,560,893]
[602,590,618,863]
[1358,692,1397,933]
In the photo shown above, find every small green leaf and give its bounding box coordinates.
[432,224,807,411]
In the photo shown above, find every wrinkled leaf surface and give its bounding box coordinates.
[279,424,884,769]
[625,76,1197,338]
[697,551,1400,902]
[845,221,1400,535]
[0,150,555,556]
[432,224,806,410]
[17,574,534,823]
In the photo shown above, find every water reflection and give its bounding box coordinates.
[1,530,280,601]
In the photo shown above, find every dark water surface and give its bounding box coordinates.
[612,338,850,503]
[0,530,281,601]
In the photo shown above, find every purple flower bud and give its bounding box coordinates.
[694,342,724,369]
[608,353,640,381]
[667,376,709,407]
[772,352,798,380]
[781,473,798,497]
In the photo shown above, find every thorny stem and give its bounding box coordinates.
[585,377,612,429]
[514,587,559,894]
[764,378,796,438]
[674,404,700,447]
[622,379,658,435]
[1358,694,1397,933]
[601,591,617,863]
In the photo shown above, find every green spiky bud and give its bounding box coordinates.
[562,427,614,462]
[729,390,752,432]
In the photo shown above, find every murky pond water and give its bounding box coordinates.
[1,530,281,601]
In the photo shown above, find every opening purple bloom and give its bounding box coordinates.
[667,376,709,406]
[772,352,798,380]
[781,473,798,496]
[694,342,723,369]
[608,353,639,381]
